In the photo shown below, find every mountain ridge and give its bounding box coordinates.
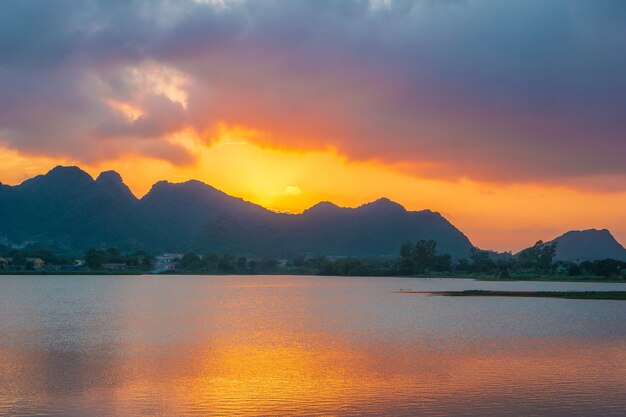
[0,166,475,258]
[547,229,626,262]
[3,166,625,262]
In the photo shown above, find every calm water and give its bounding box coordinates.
[0,275,625,417]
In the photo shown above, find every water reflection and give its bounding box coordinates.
[0,275,624,416]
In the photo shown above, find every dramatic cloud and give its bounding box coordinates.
[1,0,625,184]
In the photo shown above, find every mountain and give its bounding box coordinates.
[139,179,278,253]
[0,166,474,258]
[0,166,149,250]
[287,198,472,258]
[547,229,626,262]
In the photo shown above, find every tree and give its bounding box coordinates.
[470,248,496,274]
[397,255,414,275]
[85,249,107,270]
[257,258,279,273]
[455,258,471,273]
[495,263,511,279]
[517,241,541,271]
[568,263,582,276]
[237,256,248,272]
[291,256,306,268]
[517,241,557,273]
[397,240,451,275]
[413,240,438,273]
[432,253,452,272]
[218,255,237,273]
[538,242,557,272]
[106,247,122,263]
[307,256,331,270]
[9,249,27,266]
[126,251,154,270]
[140,253,155,270]
[201,253,220,272]
[334,258,363,276]
[179,253,201,271]
[31,249,56,264]
[400,242,414,259]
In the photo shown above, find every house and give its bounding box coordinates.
[154,254,184,273]
[0,257,8,269]
[58,259,86,272]
[26,258,45,269]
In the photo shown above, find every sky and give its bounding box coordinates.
[1,0,625,252]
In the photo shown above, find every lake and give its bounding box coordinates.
[0,275,625,416]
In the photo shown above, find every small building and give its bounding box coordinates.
[0,257,8,269]
[26,258,45,269]
[154,253,184,273]
[58,259,86,272]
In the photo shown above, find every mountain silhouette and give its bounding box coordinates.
[548,229,626,262]
[0,166,475,258]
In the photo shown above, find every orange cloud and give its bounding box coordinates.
[1,125,626,253]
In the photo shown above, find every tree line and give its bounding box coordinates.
[392,239,625,279]
[1,241,625,280]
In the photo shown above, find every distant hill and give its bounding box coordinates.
[547,229,626,262]
[0,166,149,250]
[0,166,474,259]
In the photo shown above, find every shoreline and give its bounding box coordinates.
[0,271,624,284]
[394,290,626,300]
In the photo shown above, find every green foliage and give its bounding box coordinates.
[397,240,452,275]
[317,257,394,276]
[256,258,279,273]
[201,253,220,272]
[237,257,248,271]
[517,241,558,273]
[291,256,306,268]
[567,263,582,276]
[495,264,511,279]
[470,248,497,273]
[84,248,154,271]
[8,249,27,266]
[179,253,202,271]
[2,240,623,282]
[126,251,155,269]
[579,259,626,278]
[217,255,237,273]
[455,258,471,273]
[85,249,107,270]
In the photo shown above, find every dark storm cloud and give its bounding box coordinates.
[0,0,624,184]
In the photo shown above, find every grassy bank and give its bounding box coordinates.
[0,270,145,275]
[396,290,626,300]
[1,270,624,283]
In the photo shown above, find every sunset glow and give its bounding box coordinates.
[1,0,625,252]
[2,277,624,415]
[2,3,626,416]
[1,124,625,252]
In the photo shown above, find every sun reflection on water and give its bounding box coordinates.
[0,275,625,416]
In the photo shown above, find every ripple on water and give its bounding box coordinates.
[0,275,624,416]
